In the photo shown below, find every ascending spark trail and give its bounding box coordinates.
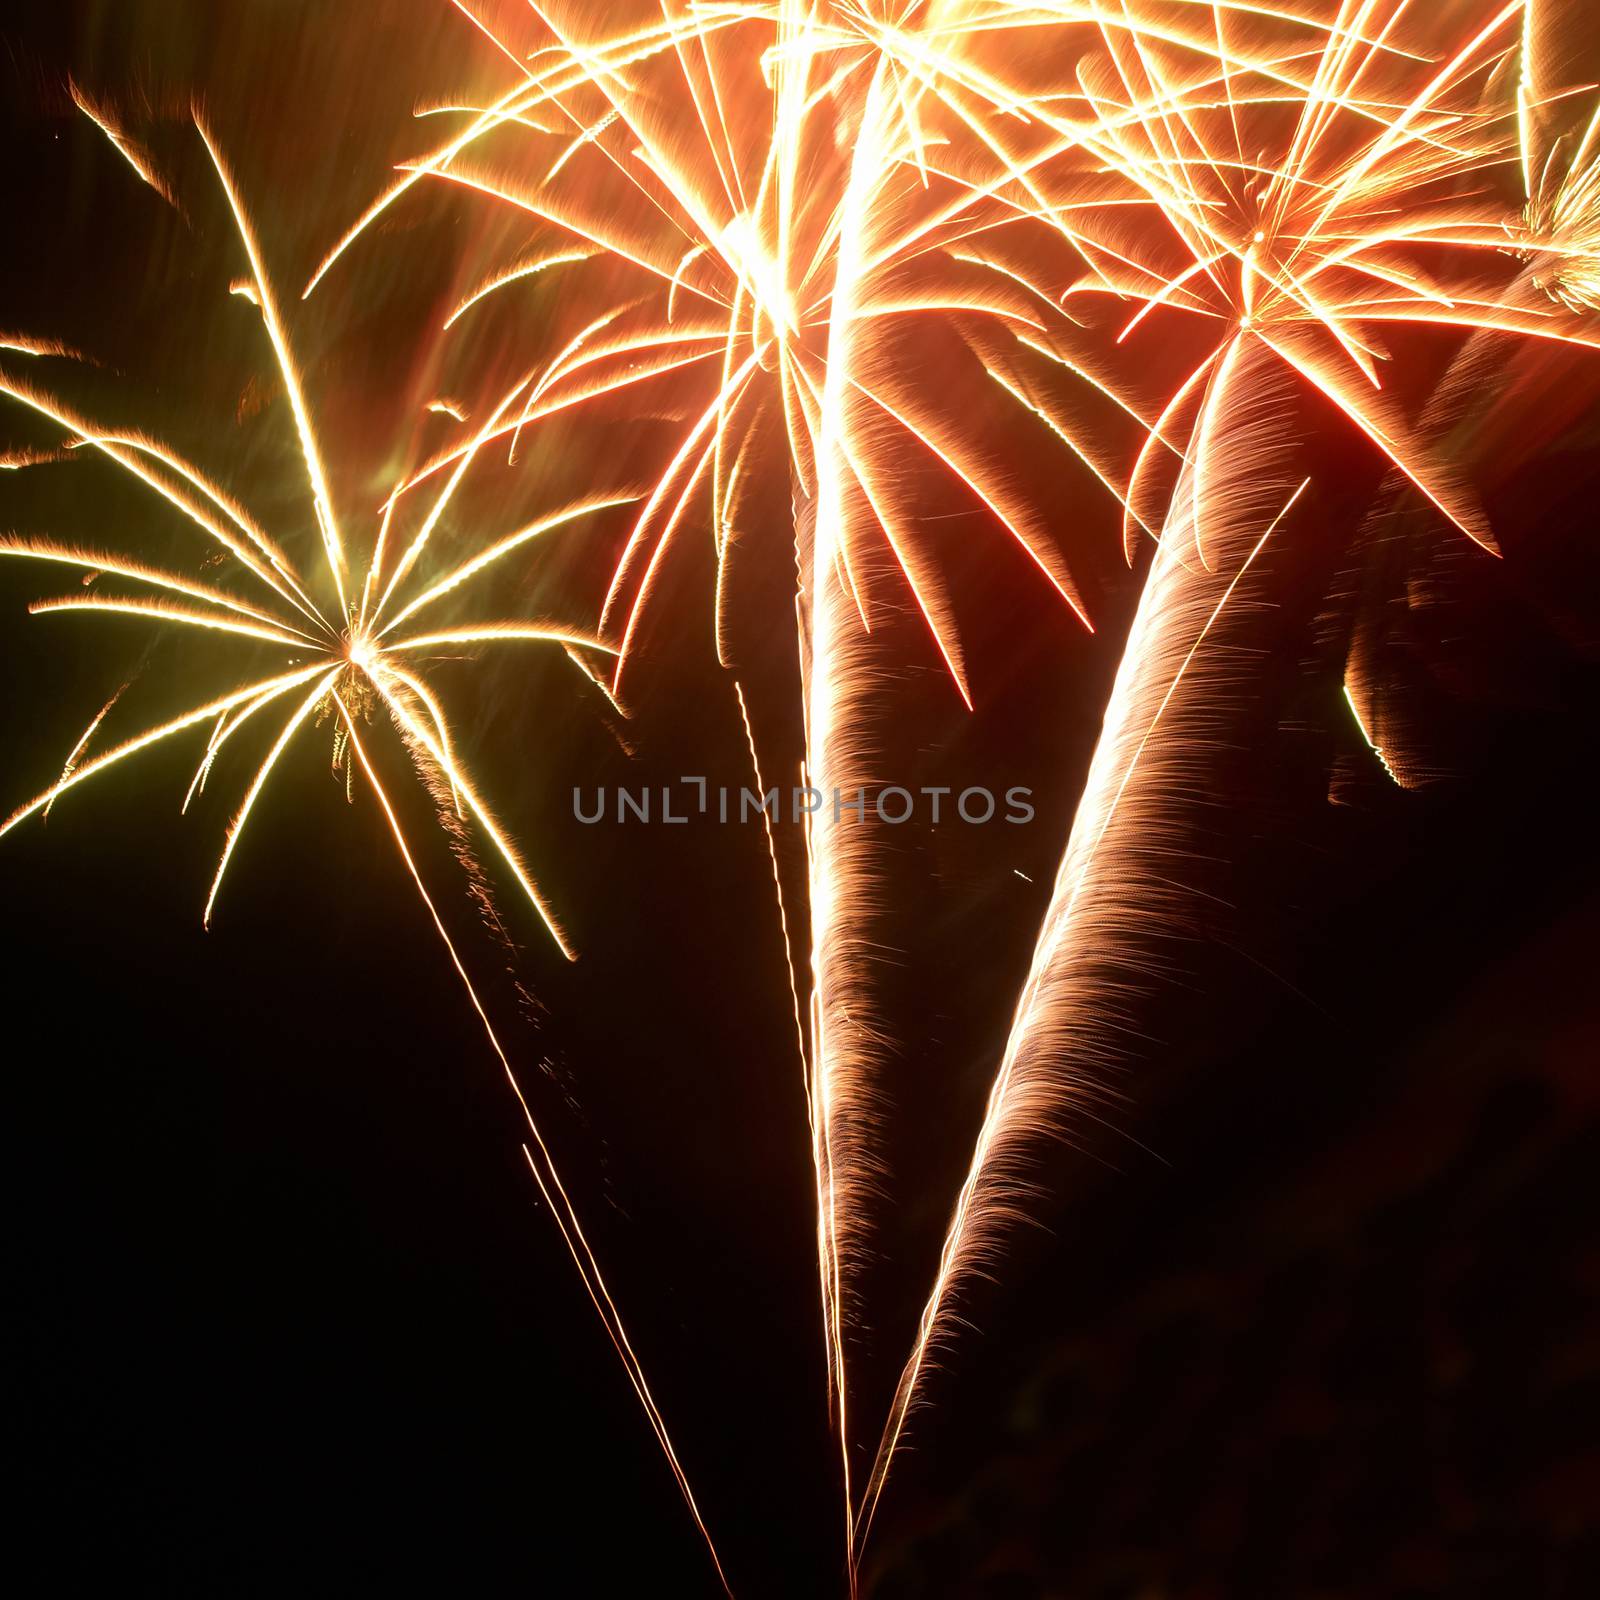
[337,706,734,1597]
[858,350,1311,1560]
[803,58,905,1581]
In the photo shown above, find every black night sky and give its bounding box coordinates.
[4,5,1598,1596]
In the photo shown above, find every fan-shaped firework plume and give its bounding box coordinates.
[314,1,1111,683]
[861,0,1600,1560]
[859,345,1308,1551]
[0,112,731,1593]
[1048,0,1600,556]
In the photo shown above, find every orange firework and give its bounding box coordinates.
[861,0,1600,1564]
[1053,0,1600,553]
[307,3,1600,1581]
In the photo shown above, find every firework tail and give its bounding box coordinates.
[855,346,1307,1563]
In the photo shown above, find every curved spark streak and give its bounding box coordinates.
[44,682,127,819]
[69,83,178,207]
[197,121,349,615]
[388,622,620,653]
[444,248,599,328]
[0,539,320,637]
[27,593,322,651]
[204,668,343,925]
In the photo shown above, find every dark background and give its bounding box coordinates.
[4,5,1597,1596]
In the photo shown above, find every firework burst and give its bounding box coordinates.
[0,110,732,1593]
[13,4,1598,1592]
[307,4,1600,1581]
[859,0,1600,1563]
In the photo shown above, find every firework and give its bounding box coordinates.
[310,3,1600,1576]
[859,0,1600,1558]
[0,112,730,1593]
[21,3,1595,1590]
[1046,0,1600,555]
